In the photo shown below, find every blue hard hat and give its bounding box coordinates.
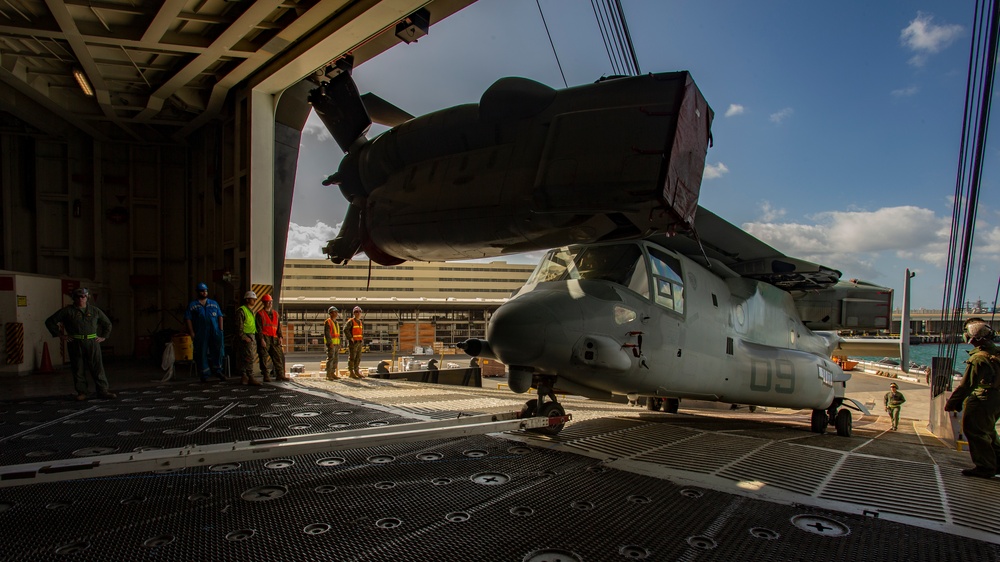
[196,282,208,291]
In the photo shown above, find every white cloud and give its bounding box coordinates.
[769,107,794,124]
[724,104,745,117]
[302,109,334,143]
[901,12,963,67]
[891,85,919,98]
[977,225,1000,263]
[703,162,729,180]
[286,221,340,258]
[758,201,786,222]
[743,205,951,277]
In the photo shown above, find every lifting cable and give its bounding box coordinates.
[535,0,568,88]
[536,0,641,87]
[590,0,641,76]
[939,0,999,376]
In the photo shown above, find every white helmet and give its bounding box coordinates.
[244,290,257,300]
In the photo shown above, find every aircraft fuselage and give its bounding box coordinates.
[468,239,847,411]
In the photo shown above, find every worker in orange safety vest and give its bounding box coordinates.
[345,306,366,379]
[324,306,341,380]
[255,294,286,382]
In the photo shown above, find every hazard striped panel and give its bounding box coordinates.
[250,283,272,314]
[5,322,23,364]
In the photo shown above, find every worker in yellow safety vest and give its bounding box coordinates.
[236,291,260,386]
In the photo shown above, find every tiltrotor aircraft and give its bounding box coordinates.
[459,206,892,436]
[309,63,891,437]
[309,59,713,266]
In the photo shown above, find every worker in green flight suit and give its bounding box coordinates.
[236,290,261,386]
[45,287,116,401]
[884,382,905,431]
[945,318,1000,479]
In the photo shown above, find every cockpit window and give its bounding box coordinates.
[523,243,648,297]
[648,248,684,314]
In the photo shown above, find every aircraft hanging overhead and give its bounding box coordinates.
[310,60,713,265]
[309,64,892,436]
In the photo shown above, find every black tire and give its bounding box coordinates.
[529,402,566,435]
[646,397,664,411]
[521,399,538,418]
[810,409,828,434]
[835,409,853,437]
[664,398,680,414]
[748,405,757,413]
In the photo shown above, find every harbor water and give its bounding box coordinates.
[854,343,974,371]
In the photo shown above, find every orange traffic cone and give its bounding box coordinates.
[38,342,54,373]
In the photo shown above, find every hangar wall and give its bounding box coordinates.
[0,100,249,362]
[0,1,479,368]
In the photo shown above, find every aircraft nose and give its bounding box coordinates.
[487,291,574,366]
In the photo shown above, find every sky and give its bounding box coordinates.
[286,0,997,311]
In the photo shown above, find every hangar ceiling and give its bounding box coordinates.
[0,0,475,143]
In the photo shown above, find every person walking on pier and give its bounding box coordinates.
[45,287,115,401]
[884,382,905,431]
[944,318,1000,479]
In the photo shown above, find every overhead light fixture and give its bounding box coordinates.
[395,8,430,44]
[72,67,94,97]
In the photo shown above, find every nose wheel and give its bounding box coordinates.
[522,376,566,435]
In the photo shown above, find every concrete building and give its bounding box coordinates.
[280,258,534,353]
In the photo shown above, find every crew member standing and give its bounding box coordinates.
[185,282,226,382]
[884,382,905,431]
[324,306,341,380]
[236,291,260,386]
[945,318,1000,478]
[345,306,366,379]
[255,294,285,382]
[45,288,116,401]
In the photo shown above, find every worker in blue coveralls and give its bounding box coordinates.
[185,282,226,382]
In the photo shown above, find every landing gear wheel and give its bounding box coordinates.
[664,398,680,414]
[835,409,853,437]
[810,409,828,434]
[748,405,757,413]
[520,399,538,418]
[530,402,566,435]
[646,397,664,411]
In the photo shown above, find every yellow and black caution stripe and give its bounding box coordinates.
[250,283,272,314]
[5,322,23,364]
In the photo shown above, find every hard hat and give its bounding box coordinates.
[262,294,273,302]
[196,282,208,291]
[72,287,90,298]
[889,383,898,388]
[244,290,257,300]
[964,318,994,342]
[353,306,362,313]
[328,306,339,313]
